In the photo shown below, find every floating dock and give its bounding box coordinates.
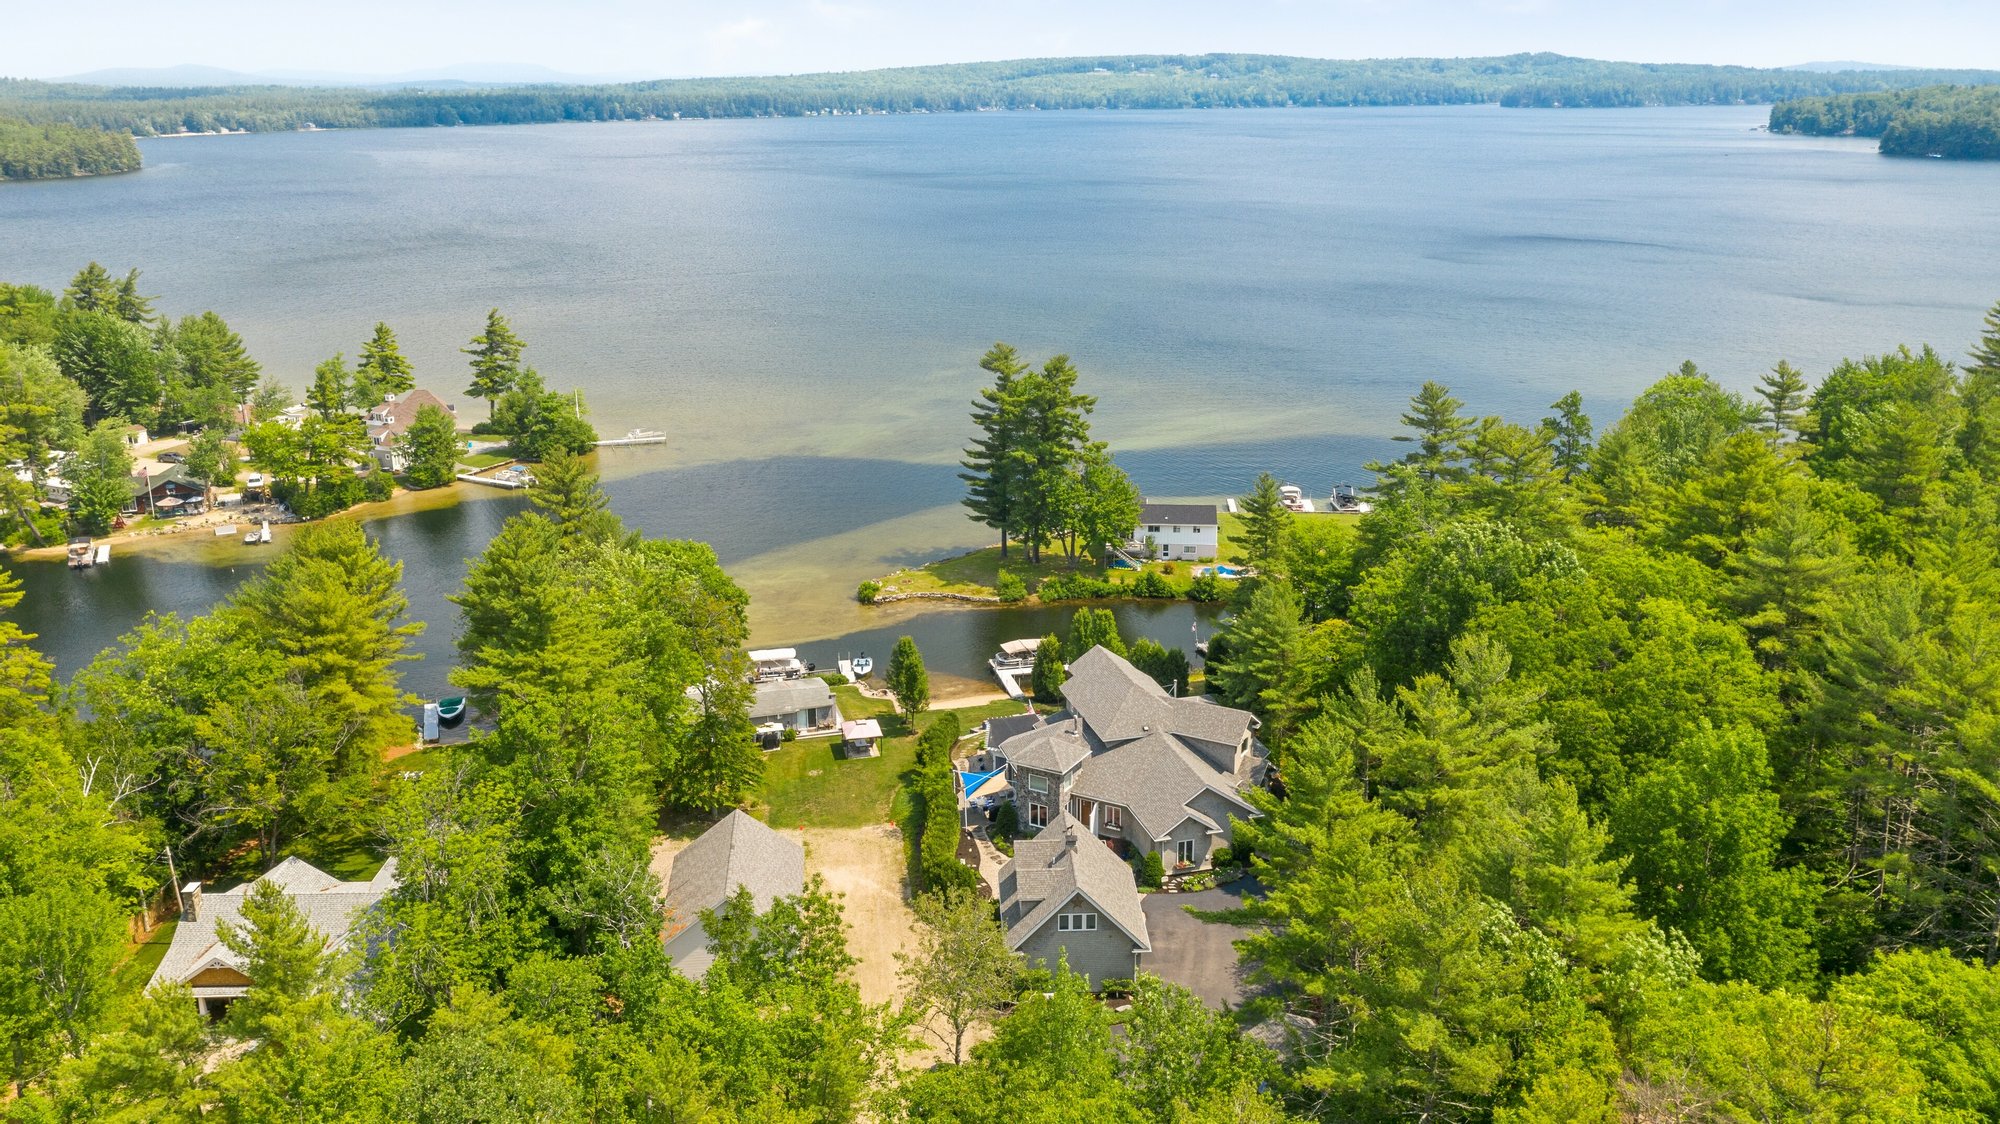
[93,544,110,565]
[595,428,667,448]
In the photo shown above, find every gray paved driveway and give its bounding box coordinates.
[1141,883,1255,1009]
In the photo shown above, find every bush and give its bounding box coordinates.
[362,471,394,502]
[814,671,848,687]
[914,712,962,770]
[1187,572,1225,602]
[469,420,507,436]
[993,801,1019,847]
[995,571,1028,603]
[1210,846,1234,868]
[1130,570,1176,599]
[1037,573,1118,602]
[1160,561,1176,575]
[1097,977,1136,999]
[1138,851,1165,889]
[856,579,882,604]
[915,711,978,897]
[780,726,798,743]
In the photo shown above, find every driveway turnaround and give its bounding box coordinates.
[1140,883,1255,1010]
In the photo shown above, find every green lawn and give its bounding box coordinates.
[754,687,1033,829]
[112,920,177,1001]
[457,451,514,470]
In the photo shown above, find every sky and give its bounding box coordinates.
[6,0,1999,81]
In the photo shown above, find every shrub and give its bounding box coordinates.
[1210,846,1234,868]
[914,712,962,770]
[1187,572,1225,602]
[995,571,1028,603]
[781,726,797,742]
[1131,570,1176,599]
[856,579,883,604]
[1138,851,1165,889]
[915,711,978,897]
[468,419,507,436]
[1161,561,1176,575]
[814,671,848,687]
[1036,573,1118,601]
[362,471,394,502]
[1097,977,1136,999]
[993,801,1019,845]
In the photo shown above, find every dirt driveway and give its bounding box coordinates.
[649,822,917,1006]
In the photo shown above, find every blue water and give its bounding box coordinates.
[5,107,1999,693]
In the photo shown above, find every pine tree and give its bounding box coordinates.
[1541,389,1594,478]
[399,403,462,490]
[1960,298,2000,477]
[110,270,153,323]
[887,635,930,718]
[1756,360,1811,447]
[305,353,351,420]
[1237,472,1291,570]
[1065,607,1124,662]
[961,343,1028,558]
[526,448,620,541]
[1390,380,1475,481]
[61,263,115,315]
[356,321,416,404]
[463,308,525,419]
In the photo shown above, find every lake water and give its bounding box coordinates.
[5,107,1999,696]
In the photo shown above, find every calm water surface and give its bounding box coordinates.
[5,107,1999,694]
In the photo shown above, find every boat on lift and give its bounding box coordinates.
[850,652,874,678]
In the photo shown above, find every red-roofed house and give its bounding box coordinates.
[365,389,455,471]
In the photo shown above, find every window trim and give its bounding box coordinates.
[1104,805,1121,829]
[1025,772,1048,794]
[1177,839,1196,866]
[1029,802,1048,828]
[1057,912,1098,933]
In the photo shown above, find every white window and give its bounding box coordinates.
[1177,839,1196,866]
[1172,525,1181,533]
[1104,806,1121,829]
[1026,773,1048,794]
[1147,525,1161,533]
[1057,912,1098,932]
[1029,803,1048,828]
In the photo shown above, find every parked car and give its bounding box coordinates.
[244,473,266,489]
[157,450,186,463]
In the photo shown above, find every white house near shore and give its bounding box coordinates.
[1129,501,1220,562]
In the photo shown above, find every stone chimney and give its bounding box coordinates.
[181,881,203,922]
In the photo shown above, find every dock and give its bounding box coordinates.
[595,428,666,448]
[93,544,110,565]
[994,666,1030,700]
[456,463,536,490]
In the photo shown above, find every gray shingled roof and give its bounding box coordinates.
[149,856,398,991]
[997,814,1150,952]
[1001,715,1094,775]
[663,811,805,977]
[1061,647,1176,744]
[1074,732,1257,841]
[749,678,835,719]
[1138,502,1218,527]
[984,712,1045,748]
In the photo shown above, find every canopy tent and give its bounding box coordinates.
[959,767,1008,802]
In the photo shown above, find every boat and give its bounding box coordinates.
[1328,484,1374,515]
[66,539,94,569]
[1278,484,1313,513]
[436,697,467,726]
[244,529,260,544]
[259,520,272,543]
[748,647,807,682]
[850,653,874,678]
[990,638,1041,671]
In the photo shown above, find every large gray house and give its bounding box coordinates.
[997,812,1151,986]
[995,645,1266,873]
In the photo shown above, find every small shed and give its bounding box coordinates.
[840,718,883,759]
[749,678,839,733]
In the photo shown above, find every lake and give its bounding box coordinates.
[5,106,1999,695]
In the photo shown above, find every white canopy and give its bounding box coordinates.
[998,638,1042,657]
[747,648,799,662]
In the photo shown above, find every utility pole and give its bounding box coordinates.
[163,844,183,919]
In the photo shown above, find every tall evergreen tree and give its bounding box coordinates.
[525,448,619,541]
[1755,360,1810,447]
[1389,380,1475,482]
[61,263,116,315]
[355,321,416,405]
[1007,355,1097,563]
[463,308,525,419]
[1237,472,1292,570]
[1029,633,1067,704]
[960,343,1028,558]
[305,353,352,420]
[1541,389,1594,478]
[1961,298,2000,478]
[1065,606,1124,662]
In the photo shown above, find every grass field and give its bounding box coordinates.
[456,451,514,470]
[755,686,1029,829]
[112,920,176,1000]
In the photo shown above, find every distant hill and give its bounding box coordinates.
[1784,61,1920,73]
[51,62,629,89]
[8,53,2000,138]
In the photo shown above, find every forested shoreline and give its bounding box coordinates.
[0,116,140,180]
[2,292,1999,1119]
[1771,84,2000,158]
[4,54,2000,138]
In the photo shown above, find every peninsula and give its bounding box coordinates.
[1770,83,2000,158]
[0,114,140,179]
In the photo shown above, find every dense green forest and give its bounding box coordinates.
[5,54,2000,137]
[1771,83,2000,158]
[4,297,2000,1120]
[0,116,139,179]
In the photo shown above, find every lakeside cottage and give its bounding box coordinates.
[1129,501,1219,561]
[662,811,805,979]
[149,856,398,1021]
[996,812,1151,987]
[365,388,454,471]
[993,645,1266,873]
[127,464,207,516]
[748,678,841,734]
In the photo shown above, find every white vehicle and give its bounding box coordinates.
[244,473,266,489]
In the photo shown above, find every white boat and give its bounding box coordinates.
[259,521,272,543]
[748,647,807,682]
[1278,483,1312,513]
[850,653,874,678]
[990,638,1041,671]
[93,544,110,565]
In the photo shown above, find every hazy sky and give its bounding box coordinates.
[7,0,1999,80]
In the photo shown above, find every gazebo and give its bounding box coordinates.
[839,718,883,759]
